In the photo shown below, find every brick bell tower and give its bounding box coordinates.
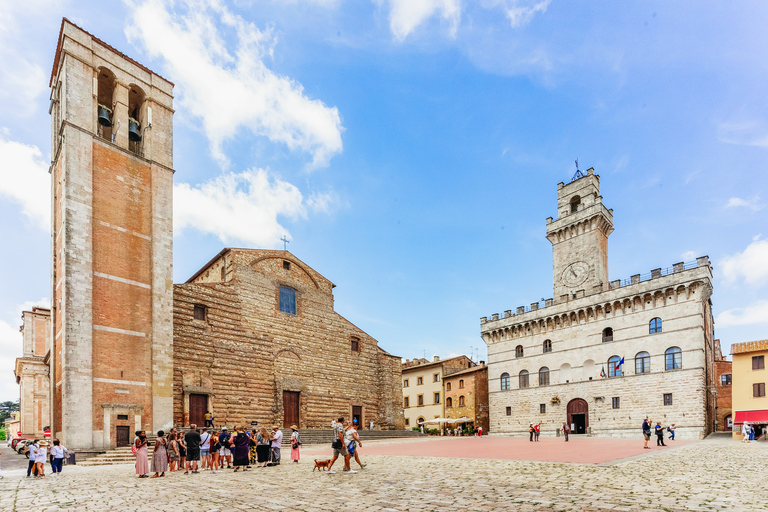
[545,167,614,302]
[49,19,174,452]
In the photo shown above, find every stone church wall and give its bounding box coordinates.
[173,249,404,430]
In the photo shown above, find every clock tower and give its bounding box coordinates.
[545,168,613,301]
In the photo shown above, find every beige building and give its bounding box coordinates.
[443,364,489,433]
[730,340,768,439]
[482,169,716,439]
[13,308,52,438]
[402,356,474,429]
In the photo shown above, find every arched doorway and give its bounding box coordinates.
[567,398,589,434]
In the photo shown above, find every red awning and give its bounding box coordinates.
[734,410,768,423]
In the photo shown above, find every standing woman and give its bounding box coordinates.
[50,439,66,475]
[231,427,250,472]
[35,441,48,478]
[256,427,271,467]
[249,429,259,467]
[290,425,301,464]
[167,432,180,472]
[178,429,187,470]
[135,430,149,478]
[150,430,168,478]
[210,431,221,474]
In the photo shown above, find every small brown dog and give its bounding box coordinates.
[313,459,331,472]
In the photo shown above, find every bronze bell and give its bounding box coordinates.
[128,118,142,142]
[97,105,112,127]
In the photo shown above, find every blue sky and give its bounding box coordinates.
[1,1,767,402]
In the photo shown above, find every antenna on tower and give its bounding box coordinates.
[572,158,585,181]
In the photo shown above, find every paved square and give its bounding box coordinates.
[0,437,764,511]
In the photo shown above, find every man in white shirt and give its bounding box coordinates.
[200,428,212,470]
[26,441,38,477]
[271,426,283,465]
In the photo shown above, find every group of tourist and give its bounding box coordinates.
[20,439,69,478]
[642,418,676,448]
[134,424,301,478]
[740,422,764,442]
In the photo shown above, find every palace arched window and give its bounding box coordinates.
[458,396,465,406]
[570,195,581,213]
[665,347,682,370]
[446,382,451,391]
[608,355,623,377]
[459,379,464,389]
[519,370,529,388]
[516,345,524,358]
[602,327,613,342]
[500,373,510,390]
[446,397,452,408]
[543,339,552,353]
[538,367,550,386]
[649,317,662,334]
[635,351,650,374]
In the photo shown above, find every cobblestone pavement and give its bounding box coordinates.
[0,437,764,511]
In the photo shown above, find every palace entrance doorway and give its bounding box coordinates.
[567,398,589,434]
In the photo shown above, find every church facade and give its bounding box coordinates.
[173,248,404,431]
[481,169,716,439]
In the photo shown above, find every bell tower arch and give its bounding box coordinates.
[545,168,613,301]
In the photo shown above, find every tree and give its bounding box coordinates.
[0,400,19,422]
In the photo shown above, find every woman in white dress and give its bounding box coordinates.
[35,441,48,478]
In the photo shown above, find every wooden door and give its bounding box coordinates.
[190,394,207,427]
[352,406,362,429]
[116,426,130,447]
[567,398,589,434]
[283,391,300,428]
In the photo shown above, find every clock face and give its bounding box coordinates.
[562,262,590,287]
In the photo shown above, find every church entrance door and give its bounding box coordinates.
[190,394,207,427]
[116,426,130,447]
[283,391,300,428]
[567,398,589,434]
[352,406,362,429]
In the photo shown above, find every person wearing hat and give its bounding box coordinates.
[218,426,232,469]
[35,440,49,478]
[271,425,283,465]
[289,425,301,463]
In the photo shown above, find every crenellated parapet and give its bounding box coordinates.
[481,256,712,343]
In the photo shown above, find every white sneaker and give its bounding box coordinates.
[347,470,357,474]
[326,470,335,474]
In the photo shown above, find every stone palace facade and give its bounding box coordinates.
[481,169,716,439]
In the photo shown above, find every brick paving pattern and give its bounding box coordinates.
[0,437,764,511]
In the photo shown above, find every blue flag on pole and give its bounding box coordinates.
[614,357,625,371]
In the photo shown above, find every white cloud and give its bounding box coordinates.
[501,0,551,28]
[0,318,21,402]
[681,251,697,261]
[126,0,343,168]
[719,236,768,286]
[174,168,313,247]
[717,120,768,148]
[716,300,768,328]
[726,196,765,211]
[0,136,51,229]
[385,0,461,41]
[0,2,53,118]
